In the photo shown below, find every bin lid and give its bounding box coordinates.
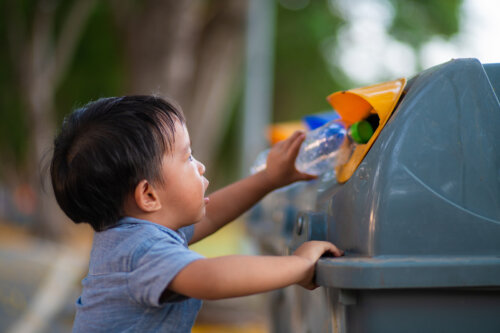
[316,255,500,289]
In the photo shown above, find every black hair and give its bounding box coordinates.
[50,95,185,231]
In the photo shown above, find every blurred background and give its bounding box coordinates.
[0,0,498,332]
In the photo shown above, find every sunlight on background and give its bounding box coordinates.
[330,0,500,84]
[332,0,417,83]
[421,0,500,67]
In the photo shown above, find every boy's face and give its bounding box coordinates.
[155,120,209,228]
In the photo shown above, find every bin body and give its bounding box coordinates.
[248,58,500,333]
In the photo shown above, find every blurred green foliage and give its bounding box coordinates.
[0,0,463,180]
[273,0,463,122]
[0,0,124,171]
[274,0,346,122]
[55,1,125,122]
[388,0,462,50]
[0,0,29,168]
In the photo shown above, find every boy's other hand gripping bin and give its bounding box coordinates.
[248,58,500,333]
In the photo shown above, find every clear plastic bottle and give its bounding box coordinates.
[250,120,373,176]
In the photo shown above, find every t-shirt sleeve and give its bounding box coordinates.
[127,238,204,307]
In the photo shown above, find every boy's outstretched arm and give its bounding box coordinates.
[167,240,343,300]
[190,131,316,244]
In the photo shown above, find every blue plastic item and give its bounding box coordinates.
[302,111,340,130]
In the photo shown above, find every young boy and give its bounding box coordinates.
[50,95,342,332]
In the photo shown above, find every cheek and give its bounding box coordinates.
[181,174,204,199]
[169,166,205,203]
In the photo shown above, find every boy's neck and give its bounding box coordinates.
[126,211,187,231]
[122,196,186,231]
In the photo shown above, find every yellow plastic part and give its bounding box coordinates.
[267,121,306,145]
[327,78,407,183]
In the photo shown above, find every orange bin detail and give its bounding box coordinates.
[267,121,306,145]
[327,78,407,183]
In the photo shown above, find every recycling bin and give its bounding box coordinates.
[248,58,500,333]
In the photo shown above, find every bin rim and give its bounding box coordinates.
[316,255,500,289]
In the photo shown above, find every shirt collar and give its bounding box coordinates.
[117,216,186,244]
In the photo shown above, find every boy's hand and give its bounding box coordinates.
[262,131,317,189]
[292,241,344,290]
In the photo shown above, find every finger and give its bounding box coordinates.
[296,172,318,181]
[324,242,344,257]
[282,130,305,149]
[287,132,306,159]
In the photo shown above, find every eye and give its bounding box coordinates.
[188,154,194,162]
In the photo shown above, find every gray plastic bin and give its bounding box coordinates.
[248,58,500,333]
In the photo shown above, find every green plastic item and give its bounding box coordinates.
[350,120,374,144]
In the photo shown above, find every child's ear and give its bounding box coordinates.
[134,180,162,212]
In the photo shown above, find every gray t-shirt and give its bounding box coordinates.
[73,217,205,332]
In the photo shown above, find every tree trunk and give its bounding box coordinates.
[8,0,96,239]
[112,0,247,172]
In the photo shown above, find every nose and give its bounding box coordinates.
[197,159,206,175]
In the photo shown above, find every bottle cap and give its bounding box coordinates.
[350,120,374,144]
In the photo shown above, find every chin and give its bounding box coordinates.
[193,209,206,223]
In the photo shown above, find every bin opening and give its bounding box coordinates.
[327,78,406,183]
